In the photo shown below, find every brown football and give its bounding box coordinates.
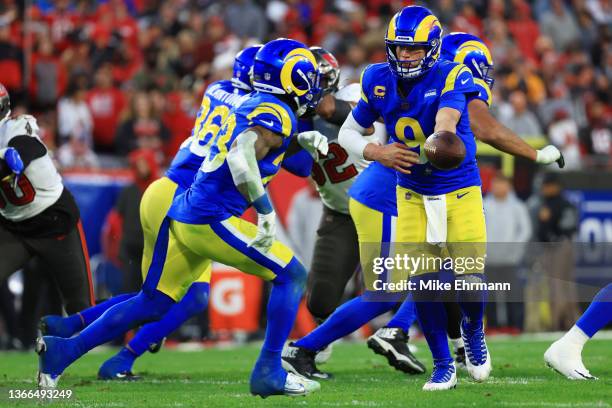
[423,131,466,170]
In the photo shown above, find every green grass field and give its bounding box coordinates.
[1,337,610,408]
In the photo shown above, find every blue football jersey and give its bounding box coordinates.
[352,60,481,195]
[169,92,297,224]
[349,161,397,216]
[165,80,249,190]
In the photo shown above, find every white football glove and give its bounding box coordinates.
[248,211,276,253]
[536,145,564,167]
[297,130,329,161]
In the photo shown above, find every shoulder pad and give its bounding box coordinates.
[0,115,40,147]
[246,100,295,137]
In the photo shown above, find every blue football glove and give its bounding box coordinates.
[4,147,24,175]
[3,147,24,188]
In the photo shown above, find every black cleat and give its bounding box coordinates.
[148,338,165,354]
[367,327,426,375]
[455,347,467,370]
[281,342,333,380]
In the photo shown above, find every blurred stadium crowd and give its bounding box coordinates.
[0,0,610,170]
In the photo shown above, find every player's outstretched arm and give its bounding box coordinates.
[339,112,418,174]
[227,126,282,252]
[468,99,563,167]
[434,107,461,134]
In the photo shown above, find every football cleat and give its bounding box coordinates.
[454,347,467,370]
[148,337,165,354]
[282,372,321,396]
[544,339,597,380]
[281,342,332,380]
[461,319,492,382]
[314,343,333,365]
[37,371,61,389]
[39,315,77,338]
[367,327,426,375]
[250,370,320,398]
[36,337,63,389]
[98,354,140,381]
[422,362,457,391]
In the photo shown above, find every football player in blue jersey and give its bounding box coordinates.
[338,6,489,391]
[337,9,567,390]
[37,39,328,397]
[363,32,566,376]
[37,44,261,380]
[283,28,568,385]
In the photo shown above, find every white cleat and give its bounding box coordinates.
[37,372,61,389]
[36,337,61,389]
[422,362,457,391]
[466,349,492,382]
[283,372,321,396]
[544,339,597,380]
[461,320,492,382]
[315,343,333,365]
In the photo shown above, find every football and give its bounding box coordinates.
[423,131,466,170]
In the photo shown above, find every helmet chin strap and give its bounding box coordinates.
[295,97,308,117]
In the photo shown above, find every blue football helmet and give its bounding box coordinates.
[385,6,443,80]
[252,38,321,117]
[441,32,495,89]
[232,44,262,91]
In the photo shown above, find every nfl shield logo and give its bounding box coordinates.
[264,73,271,80]
[405,192,412,200]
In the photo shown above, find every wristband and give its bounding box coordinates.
[252,194,273,215]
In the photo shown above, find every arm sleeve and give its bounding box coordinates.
[338,112,371,160]
[226,129,268,209]
[282,146,313,178]
[7,135,47,167]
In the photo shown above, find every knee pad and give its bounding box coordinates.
[180,283,210,316]
[131,290,174,322]
[275,257,307,287]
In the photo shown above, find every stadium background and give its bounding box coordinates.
[0,0,610,348]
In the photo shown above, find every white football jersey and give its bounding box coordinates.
[0,115,63,222]
[312,83,387,214]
